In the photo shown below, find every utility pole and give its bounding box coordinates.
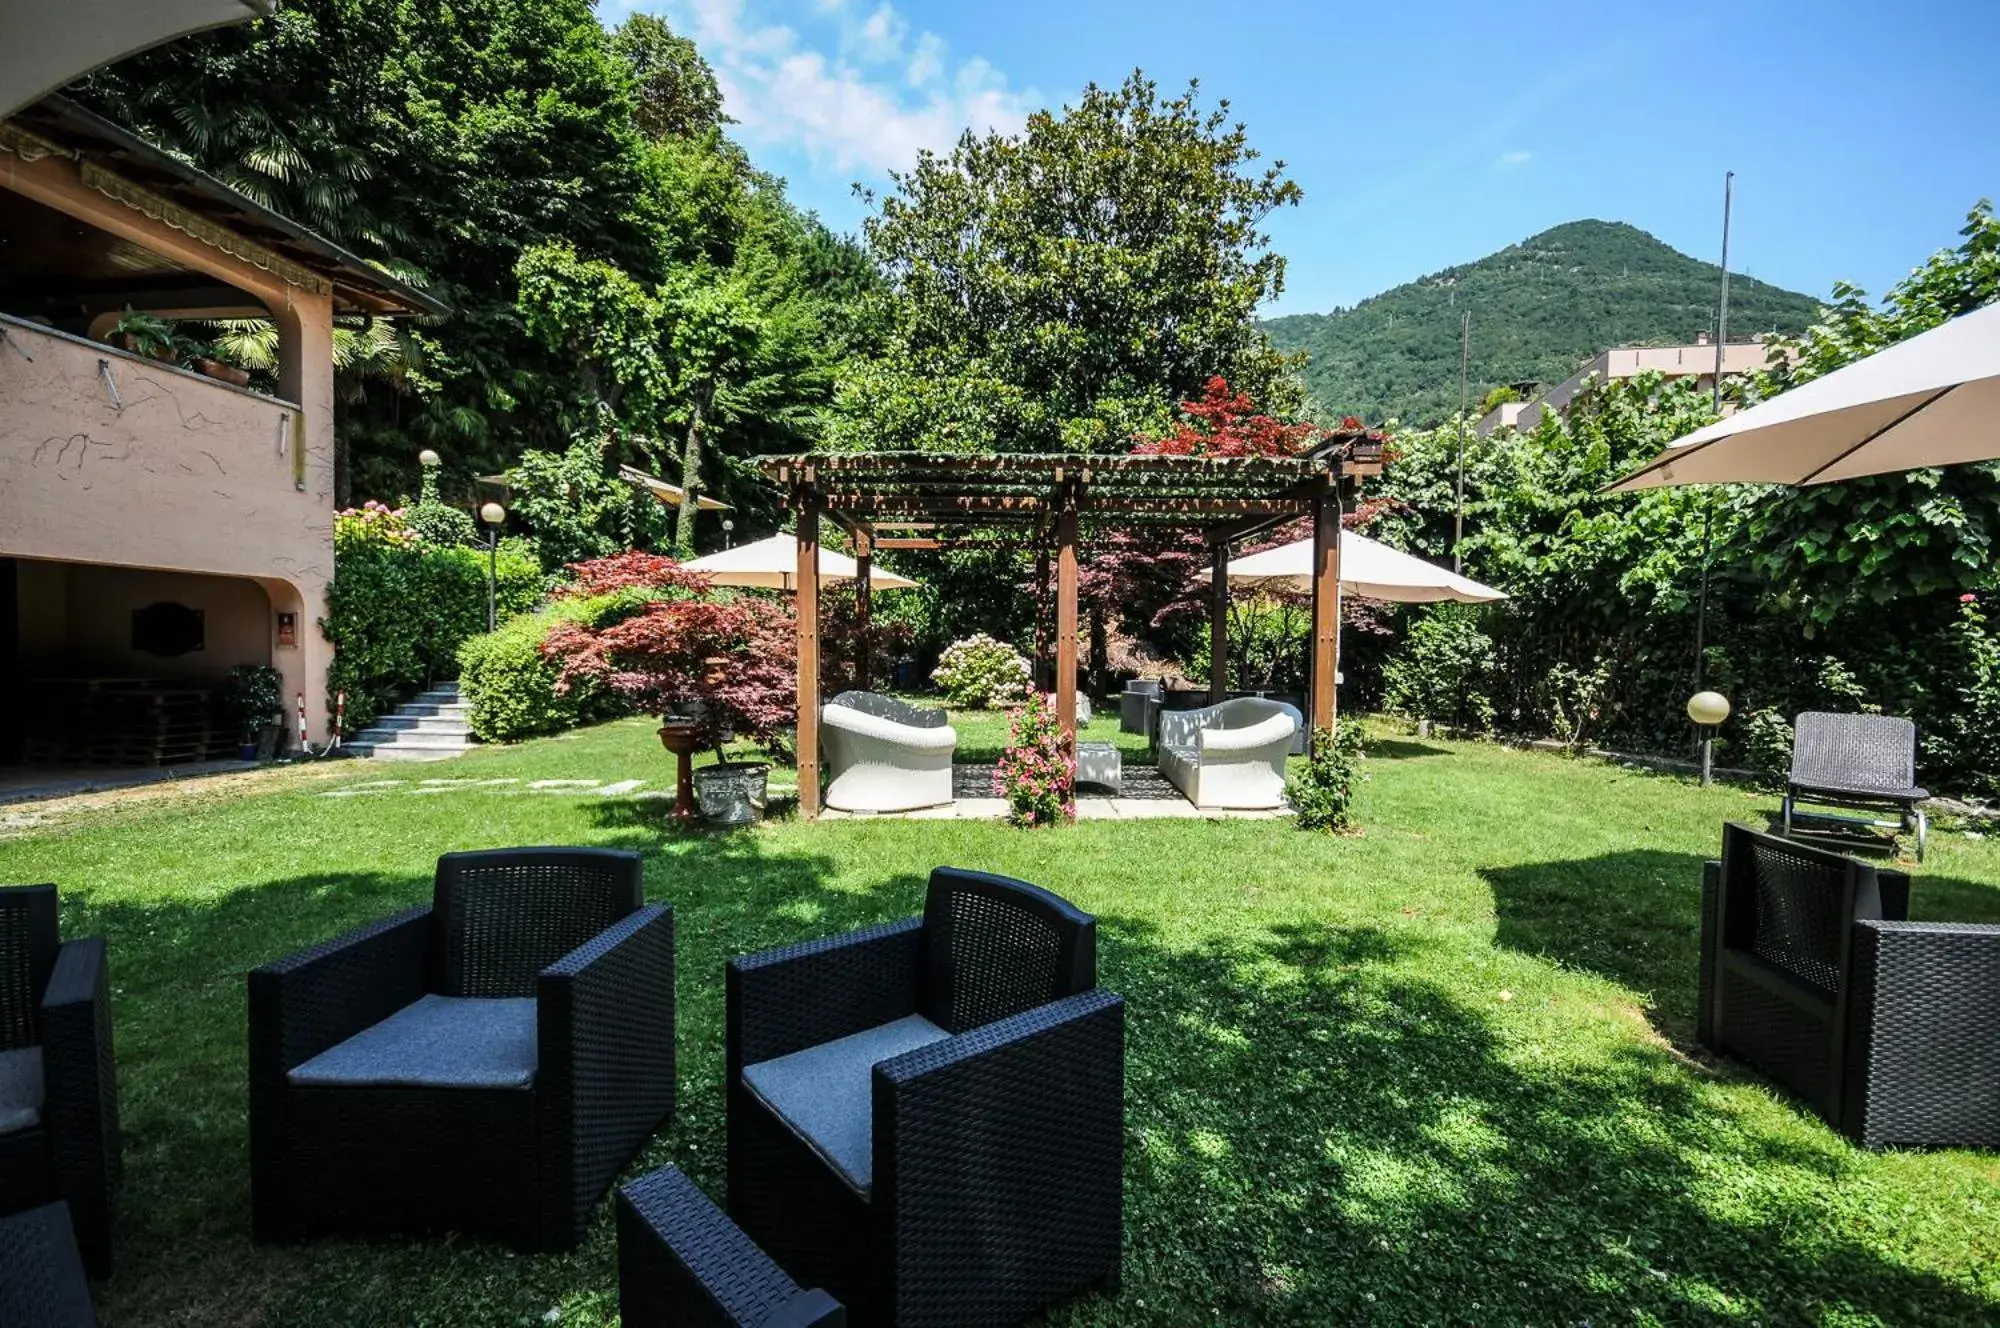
[1692,171,1732,697]
[1689,171,1732,789]
[1454,310,1470,572]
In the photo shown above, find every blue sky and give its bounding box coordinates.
[614,0,2000,317]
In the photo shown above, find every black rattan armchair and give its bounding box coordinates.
[1783,711,1929,860]
[726,868,1124,1326]
[249,847,674,1252]
[0,885,119,1278]
[1699,822,2000,1149]
[0,1201,97,1327]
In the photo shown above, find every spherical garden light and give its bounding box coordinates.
[1687,690,1731,787]
[479,502,506,630]
[418,448,441,468]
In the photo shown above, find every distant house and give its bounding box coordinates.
[1475,332,1771,436]
[0,95,444,767]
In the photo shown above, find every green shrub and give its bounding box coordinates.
[221,663,284,741]
[459,607,588,742]
[931,633,1032,708]
[1741,707,1796,779]
[1288,721,1366,832]
[404,461,479,547]
[324,503,543,734]
[1381,604,1497,733]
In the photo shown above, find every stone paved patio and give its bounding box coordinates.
[818,762,1290,821]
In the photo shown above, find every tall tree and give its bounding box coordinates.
[77,1,869,520]
[834,71,1303,454]
[612,12,726,141]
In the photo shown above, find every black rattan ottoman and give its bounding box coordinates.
[0,1202,97,1327]
[618,1166,843,1327]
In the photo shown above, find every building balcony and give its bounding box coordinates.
[0,311,332,586]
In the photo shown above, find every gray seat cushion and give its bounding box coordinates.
[740,1013,950,1197]
[288,995,538,1090]
[0,1046,43,1135]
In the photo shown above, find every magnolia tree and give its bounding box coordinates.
[541,553,796,752]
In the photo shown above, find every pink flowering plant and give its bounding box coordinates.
[333,500,418,550]
[993,691,1075,827]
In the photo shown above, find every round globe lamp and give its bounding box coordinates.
[1687,690,1731,786]
[478,503,506,630]
[418,449,441,468]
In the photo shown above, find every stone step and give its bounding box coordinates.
[346,681,482,761]
[341,742,462,763]
[396,701,470,720]
[368,714,473,736]
[350,727,473,750]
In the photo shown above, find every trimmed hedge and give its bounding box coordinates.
[457,594,634,743]
[460,604,600,742]
[324,503,544,734]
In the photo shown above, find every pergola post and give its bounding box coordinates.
[1033,542,1051,691]
[1056,496,1079,747]
[853,529,872,693]
[796,492,822,818]
[1209,536,1230,703]
[1310,484,1342,736]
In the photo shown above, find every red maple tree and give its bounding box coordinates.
[1129,376,1327,458]
[542,555,796,749]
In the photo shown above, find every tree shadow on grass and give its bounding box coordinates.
[59,828,928,1328]
[1482,849,2000,1048]
[1085,915,1997,1325]
[1366,738,1453,761]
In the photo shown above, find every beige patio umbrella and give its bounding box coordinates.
[616,464,731,511]
[2,0,271,118]
[1227,531,1507,602]
[683,533,918,591]
[1609,300,2000,490]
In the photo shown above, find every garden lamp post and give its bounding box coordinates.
[479,500,506,631]
[1687,690,1731,788]
[722,517,734,550]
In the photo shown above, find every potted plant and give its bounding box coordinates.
[193,342,252,388]
[222,663,285,760]
[108,309,181,363]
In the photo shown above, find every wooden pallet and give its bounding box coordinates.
[22,678,233,766]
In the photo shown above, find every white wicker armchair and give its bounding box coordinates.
[821,692,959,812]
[1155,697,1301,809]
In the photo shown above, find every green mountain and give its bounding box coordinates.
[1261,219,1825,427]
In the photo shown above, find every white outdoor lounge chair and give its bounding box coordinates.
[1154,697,1301,810]
[821,691,959,812]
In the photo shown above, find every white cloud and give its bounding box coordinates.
[654,0,1037,174]
[1495,149,1533,169]
[851,3,905,64]
[906,31,945,87]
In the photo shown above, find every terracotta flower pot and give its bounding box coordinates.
[197,357,251,388]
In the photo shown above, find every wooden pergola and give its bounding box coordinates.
[761,437,1384,817]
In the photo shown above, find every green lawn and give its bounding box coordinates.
[4,715,1998,1326]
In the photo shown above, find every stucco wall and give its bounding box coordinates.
[0,315,333,744]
